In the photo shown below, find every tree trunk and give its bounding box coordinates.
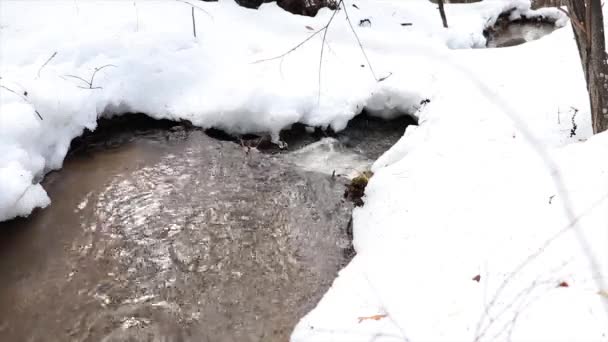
[438,0,448,28]
[566,0,608,134]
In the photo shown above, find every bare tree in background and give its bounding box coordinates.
[565,0,608,133]
[438,0,448,28]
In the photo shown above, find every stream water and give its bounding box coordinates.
[486,21,557,48]
[0,114,413,342]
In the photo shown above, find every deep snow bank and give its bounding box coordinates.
[0,0,562,221]
[291,3,608,342]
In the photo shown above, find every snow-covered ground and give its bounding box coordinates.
[1,0,607,340]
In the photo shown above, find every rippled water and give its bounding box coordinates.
[0,114,412,341]
[487,22,557,48]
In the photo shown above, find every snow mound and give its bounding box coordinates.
[292,3,608,342]
[0,0,551,221]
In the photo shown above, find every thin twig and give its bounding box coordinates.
[0,85,43,120]
[378,72,393,82]
[254,0,382,105]
[318,6,340,103]
[63,74,91,87]
[473,192,608,340]
[252,26,327,64]
[37,51,58,79]
[134,0,139,32]
[558,7,587,36]
[63,64,116,89]
[89,64,115,88]
[342,1,378,81]
[192,6,197,38]
[174,0,213,19]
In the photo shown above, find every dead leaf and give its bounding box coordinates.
[305,26,314,31]
[358,314,387,323]
[472,275,481,282]
[598,290,608,298]
[558,281,569,288]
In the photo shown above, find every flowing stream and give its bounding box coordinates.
[0,114,413,342]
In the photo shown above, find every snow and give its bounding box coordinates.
[292,2,608,342]
[0,0,565,221]
[286,137,373,179]
[1,0,607,340]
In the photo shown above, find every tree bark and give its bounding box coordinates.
[566,0,608,134]
[438,0,448,28]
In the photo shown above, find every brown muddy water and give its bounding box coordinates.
[0,114,413,342]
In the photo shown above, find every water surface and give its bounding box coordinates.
[0,114,412,341]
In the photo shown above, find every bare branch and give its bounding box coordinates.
[192,6,197,38]
[0,85,43,120]
[37,51,58,79]
[318,6,340,103]
[252,23,328,64]
[63,64,115,90]
[253,0,383,105]
[558,7,587,38]
[63,74,91,87]
[89,64,116,88]
[342,1,378,81]
[174,0,213,19]
[133,0,139,32]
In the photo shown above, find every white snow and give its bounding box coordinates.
[0,0,564,221]
[291,2,608,342]
[1,0,607,340]
[287,138,373,179]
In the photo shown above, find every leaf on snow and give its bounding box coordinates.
[358,314,387,323]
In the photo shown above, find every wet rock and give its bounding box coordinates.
[344,170,373,207]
